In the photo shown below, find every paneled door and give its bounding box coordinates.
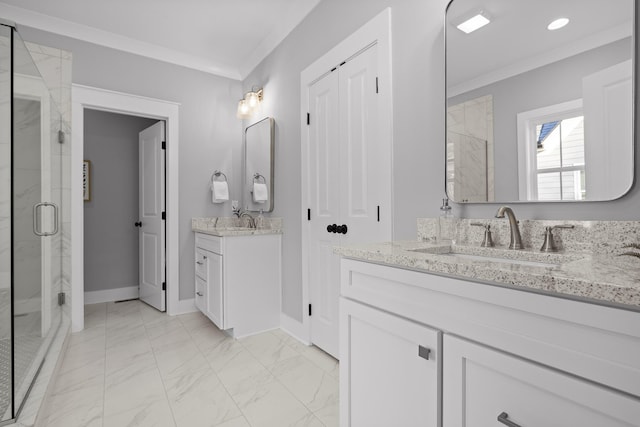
[138,121,166,311]
[306,44,391,358]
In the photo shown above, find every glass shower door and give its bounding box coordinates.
[0,22,13,424]
[10,28,62,421]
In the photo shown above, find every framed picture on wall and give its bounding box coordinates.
[83,160,91,201]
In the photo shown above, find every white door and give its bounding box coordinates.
[308,70,342,358]
[583,60,633,200]
[139,121,166,311]
[307,44,390,358]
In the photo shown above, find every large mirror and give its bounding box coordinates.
[244,117,275,212]
[446,0,635,203]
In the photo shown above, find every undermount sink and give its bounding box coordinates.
[409,245,580,268]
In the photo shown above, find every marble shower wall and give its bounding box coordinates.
[447,94,495,202]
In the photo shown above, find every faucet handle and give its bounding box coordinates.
[540,225,574,252]
[471,223,494,247]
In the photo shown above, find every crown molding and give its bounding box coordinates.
[0,3,242,80]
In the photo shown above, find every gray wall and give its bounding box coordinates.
[450,38,632,201]
[244,0,640,321]
[17,0,640,321]
[83,109,158,293]
[17,26,243,301]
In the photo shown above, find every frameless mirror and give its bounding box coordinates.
[244,117,275,212]
[446,0,635,202]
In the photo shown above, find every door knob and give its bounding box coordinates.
[339,224,348,234]
[134,221,142,227]
[327,224,338,233]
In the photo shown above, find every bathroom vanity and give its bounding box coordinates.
[192,218,282,338]
[337,219,640,427]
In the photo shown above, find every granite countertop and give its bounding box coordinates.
[335,240,640,311]
[192,217,283,237]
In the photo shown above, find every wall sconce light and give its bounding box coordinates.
[237,88,263,119]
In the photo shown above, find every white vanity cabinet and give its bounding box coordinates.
[194,232,281,338]
[339,259,640,427]
[340,298,441,427]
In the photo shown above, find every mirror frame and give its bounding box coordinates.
[243,117,275,212]
[444,0,637,204]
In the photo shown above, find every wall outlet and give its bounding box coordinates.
[231,200,238,210]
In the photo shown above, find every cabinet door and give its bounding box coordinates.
[443,335,640,427]
[206,252,224,329]
[340,298,440,427]
[195,247,208,280]
[194,276,207,313]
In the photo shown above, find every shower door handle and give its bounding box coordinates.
[33,202,59,237]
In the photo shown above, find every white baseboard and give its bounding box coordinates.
[84,286,139,304]
[280,313,310,345]
[169,298,197,316]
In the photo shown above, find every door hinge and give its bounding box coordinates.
[161,211,166,220]
[308,304,312,316]
[307,113,310,125]
[58,292,65,306]
[161,140,166,150]
[375,77,379,94]
[162,282,166,291]
[307,208,311,221]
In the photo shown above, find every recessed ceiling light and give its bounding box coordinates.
[457,13,491,34]
[548,18,570,30]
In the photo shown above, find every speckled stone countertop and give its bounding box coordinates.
[192,217,282,237]
[335,218,640,311]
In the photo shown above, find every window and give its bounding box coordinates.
[535,116,585,200]
[517,99,585,201]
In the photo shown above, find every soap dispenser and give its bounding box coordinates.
[256,209,265,230]
[437,197,455,244]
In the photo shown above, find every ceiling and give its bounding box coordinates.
[0,0,322,80]
[447,0,633,95]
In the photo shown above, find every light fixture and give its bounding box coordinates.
[547,18,569,31]
[236,88,263,119]
[457,12,490,34]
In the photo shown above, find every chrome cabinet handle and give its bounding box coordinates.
[196,292,203,297]
[196,261,203,265]
[497,412,522,427]
[33,202,59,237]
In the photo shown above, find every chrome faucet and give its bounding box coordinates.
[495,206,523,250]
[239,211,256,229]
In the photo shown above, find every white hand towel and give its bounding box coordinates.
[211,181,229,203]
[252,182,268,203]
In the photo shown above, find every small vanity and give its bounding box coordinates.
[192,217,282,338]
[337,218,640,426]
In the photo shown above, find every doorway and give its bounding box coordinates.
[72,85,180,332]
[83,110,163,308]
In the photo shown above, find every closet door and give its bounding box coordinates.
[339,44,391,246]
[308,70,342,358]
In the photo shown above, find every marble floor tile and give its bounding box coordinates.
[164,366,242,427]
[39,300,340,427]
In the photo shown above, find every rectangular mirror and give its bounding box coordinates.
[446,0,635,203]
[244,117,275,212]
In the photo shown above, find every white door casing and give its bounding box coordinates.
[139,121,166,311]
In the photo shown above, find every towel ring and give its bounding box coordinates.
[211,170,228,183]
[253,173,266,184]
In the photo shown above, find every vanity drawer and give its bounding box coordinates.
[443,335,640,427]
[195,276,207,313]
[195,248,209,279]
[195,233,222,254]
